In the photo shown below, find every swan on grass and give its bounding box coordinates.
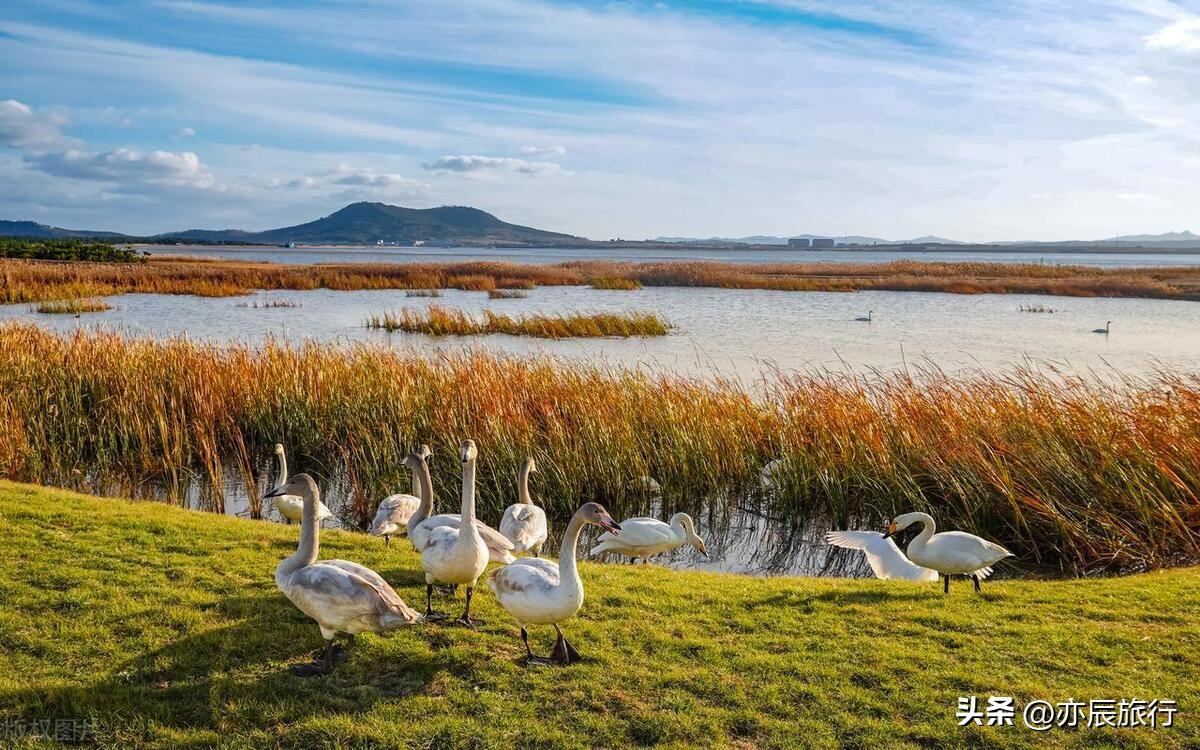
[825,530,938,582]
[266,474,421,676]
[369,444,432,544]
[272,444,332,525]
[405,445,514,565]
[882,512,1013,593]
[419,439,492,625]
[489,502,621,666]
[590,512,707,564]
[499,457,549,557]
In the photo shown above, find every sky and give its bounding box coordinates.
[1,1,1200,241]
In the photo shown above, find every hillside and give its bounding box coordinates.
[1,481,1196,749]
[0,220,129,240]
[170,202,580,245]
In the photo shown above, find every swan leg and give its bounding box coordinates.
[943,575,950,594]
[291,638,343,677]
[453,587,482,628]
[384,534,390,547]
[521,626,555,666]
[550,624,581,665]
[436,583,458,596]
[973,574,981,593]
[423,584,449,621]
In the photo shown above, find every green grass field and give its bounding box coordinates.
[0,481,1196,749]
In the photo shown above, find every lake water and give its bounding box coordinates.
[3,285,1198,382]
[143,243,1200,269]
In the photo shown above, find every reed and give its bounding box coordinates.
[591,276,643,290]
[405,289,443,297]
[1019,304,1058,313]
[3,257,1200,304]
[488,289,528,299]
[365,305,671,338]
[0,323,1195,573]
[32,298,112,314]
[236,298,300,308]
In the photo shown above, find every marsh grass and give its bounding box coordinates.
[0,323,1196,573]
[3,257,1199,304]
[1020,304,1058,313]
[32,298,112,314]
[488,289,528,299]
[591,276,643,290]
[405,289,443,297]
[365,305,671,338]
[236,298,300,309]
[0,482,1198,750]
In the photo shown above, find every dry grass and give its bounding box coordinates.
[405,289,443,298]
[3,257,1200,304]
[1019,304,1058,313]
[591,276,643,290]
[365,305,670,338]
[488,289,528,299]
[0,323,1196,573]
[32,298,112,314]
[235,298,300,309]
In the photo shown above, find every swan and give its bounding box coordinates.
[759,458,786,490]
[855,311,873,322]
[489,502,621,665]
[419,439,492,625]
[1092,321,1111,334]
[265,473,422,676]
[882,512,1013,593]
[368,444,432,544]
[499,457,549,557]
[590,512,707,564]
[825,530,939,582]
[272,443,332,525]
[405,445,515,565]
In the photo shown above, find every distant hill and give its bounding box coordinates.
[653,233,945,245]
[170,203,579,245]
[1101,231,1200,244]
[0,220,129,240]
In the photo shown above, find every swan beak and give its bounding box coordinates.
[600,516,622,535]
[881,521,898,540]
[697,543,709,557]
[263,485,286,499]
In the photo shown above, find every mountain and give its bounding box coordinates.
[170,203,579,245]
[0,220,129,240]
[654,234,928,245]
[1101,231,1200,244]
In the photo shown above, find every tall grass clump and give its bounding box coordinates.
[591,276,643,290]
[366,306,671,338]
[488,289,528,299]
[0,323,1196,573]
[406,289,443,297]
[32,298,112,314]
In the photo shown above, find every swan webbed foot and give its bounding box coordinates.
[384,534,390,546]
[973,574,982,593]
[423,608,450,621]
[291,640,345,677]
[551,625,582,665]
[289,662,327,678]
[452,614,482,628]
[943,575,950,594]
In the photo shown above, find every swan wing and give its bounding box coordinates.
[285,562,421,629]
[370,494,420,535]
[412,513,514,562]
[499,504,549,552]
[925,532,1014,574]
[600,518,673,546]
[826,531,940,582]
[488,558,560,599]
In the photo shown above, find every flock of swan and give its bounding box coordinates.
[265,440,1012,675]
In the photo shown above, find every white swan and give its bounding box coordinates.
[499,457,549,557]
[368,445,432,544]
[419,439,492,625]
[590,512,707,563]
[405,446,515,565]
[825,530,939,582]
[266,473,422,676]
[855,310,873,322]
[489,502,622,665]
[272,443,332,525]
[883,512,1013,593]
[1092,321,1111,334]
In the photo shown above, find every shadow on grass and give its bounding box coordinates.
[0,591,441,736]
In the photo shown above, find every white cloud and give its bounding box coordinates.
[1145,18,1200,52]
[177,126,196,137]
[25,148,215,189]
[425,155,561,176]
[518,144,567,157]
[0,99,75,150]
[281,164,429,199]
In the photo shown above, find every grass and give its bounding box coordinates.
[3,256,1200,304]
[235,298,300,309]
[365,305,671,338]
[405,289,443,298]
[1019,304,1058,313]
[488,289,528,299]
[0,323,1196,573]
[0,481,1196,749]
[591,276,643,290]
[32,298,112,314]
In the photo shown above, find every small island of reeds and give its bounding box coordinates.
[32,298,112,314]
[365,305,671,338]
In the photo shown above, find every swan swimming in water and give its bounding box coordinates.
[489,502,621,665]
[1092,321,1111,334]
[499,457,549,557]
[368,444,432,544]
[271,444,332,525]
[266,474,422,676]
[825,530,938,582]
[882,512,1012,593]
[419,439,492,625]
[590,512,707,564]
[855,311,873,322]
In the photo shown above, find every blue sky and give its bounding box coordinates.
[2,0,1199,240]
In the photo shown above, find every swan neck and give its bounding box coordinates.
[518,461,534,505]
[460,458,477,526]
[277,448,288,483]
[409,459,435,530]
[281,485,320,574]
[909,513,936,552]
[557,513,587,588]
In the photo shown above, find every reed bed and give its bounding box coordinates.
[32,298,112,314]
[591,276,643,290]
[405,289,443,297]
[488,289,528,299]
[235,298,300,309]
[0,323,1195,573]
[365,305,671,338]
[2,257,1199,305]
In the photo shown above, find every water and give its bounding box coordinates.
[4,285,1199,382]
[144,243,1200,269]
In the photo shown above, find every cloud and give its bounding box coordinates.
[177,126,196,137]
[1145,18,1200,52]
[518,145,567,157]
[281,164,429,198]
[25,148,215,189]
[0,99,75,150]
[424,155,561,175]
